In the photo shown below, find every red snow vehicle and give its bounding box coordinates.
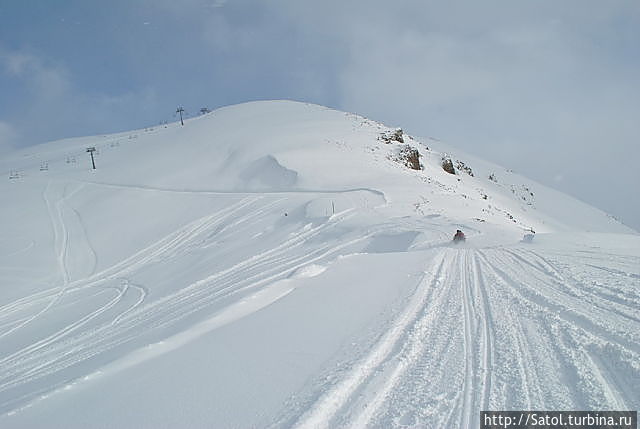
[453,229,466,243]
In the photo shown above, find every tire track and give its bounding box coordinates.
[0,196,258,348]
[446,250,493,428]
[0,199,371,414]
[296,248,497,429]
[293,251,450,429]
[483,249,640,355]
[0,182,72,340]
[110,279,148,326]
[472,252,494,414]
[458,250,475,429]
[348,250,456,428]
[476,250,546,408]
[476,248,639,410]
[510,248,640,322]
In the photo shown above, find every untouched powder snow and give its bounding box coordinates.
[0,100,638,428]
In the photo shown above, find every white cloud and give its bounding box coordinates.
[2,52,33,76]
[0,121,18,154]
[0,50,71,99]
[0,47,158,147]
[267,0,640,228]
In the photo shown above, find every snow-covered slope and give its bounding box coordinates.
[0,101,638,428]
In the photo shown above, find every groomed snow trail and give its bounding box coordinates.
[292,244,640,428]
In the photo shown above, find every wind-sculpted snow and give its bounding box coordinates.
[0,188,385,415]
[0,101,638,427]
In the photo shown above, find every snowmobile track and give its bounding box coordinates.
[0,196,376,414]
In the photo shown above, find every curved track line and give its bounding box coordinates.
[0,200,375,415]
[348,251,456,428]
[293,251,448,429]
[476,248,638,410]
[0,182,71,339]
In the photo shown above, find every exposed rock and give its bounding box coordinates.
[392,128,404,143]
[400,146,421,170]
[380,128,405,144]
[455,160,474,176]
[441,158,455,174]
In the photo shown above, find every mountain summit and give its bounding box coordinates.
[1,100,638,428]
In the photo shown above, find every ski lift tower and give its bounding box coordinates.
[176,106,185,126]
[86,147,97,170]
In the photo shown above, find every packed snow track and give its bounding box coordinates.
[290,245,639,428]
[0,183,638,428]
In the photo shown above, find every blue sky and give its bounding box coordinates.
[1,0,639,230]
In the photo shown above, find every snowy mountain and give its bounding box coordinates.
[0,100,638,428]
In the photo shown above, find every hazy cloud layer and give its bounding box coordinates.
[0,121,18,154]
[0,0,638,228]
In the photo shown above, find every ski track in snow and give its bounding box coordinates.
[3,197,638,423]
[0,184,393,415]
[291,245,639,428]
[1,181,103,340]
[0,182,76,340]
[2,101,638,426]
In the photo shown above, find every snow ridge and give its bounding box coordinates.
[0,100,637,428]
